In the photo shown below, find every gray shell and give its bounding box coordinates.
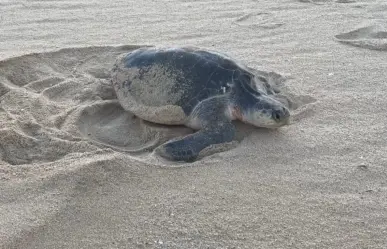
[111,47,266,125]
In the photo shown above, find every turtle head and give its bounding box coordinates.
[230,77,290,128]
[240,94,290,128]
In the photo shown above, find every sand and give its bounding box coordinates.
[1,0,387,248]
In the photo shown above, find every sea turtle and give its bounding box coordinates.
[111,46,290,162]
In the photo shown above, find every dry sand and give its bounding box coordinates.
[1,0,387,248]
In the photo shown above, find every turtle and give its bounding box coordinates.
[111,46,290,162]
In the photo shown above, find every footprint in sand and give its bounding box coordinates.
[335,24,387,51]
[234,12,284,30]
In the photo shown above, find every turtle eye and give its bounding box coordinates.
[256,76,268,84]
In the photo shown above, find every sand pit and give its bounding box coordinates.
[1,0,387,248]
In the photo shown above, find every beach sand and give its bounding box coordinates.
[1,0,387,248]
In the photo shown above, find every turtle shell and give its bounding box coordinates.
[111,47,256,124]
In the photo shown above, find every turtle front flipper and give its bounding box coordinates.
[155,96,235,162]
[155,121,235,162]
